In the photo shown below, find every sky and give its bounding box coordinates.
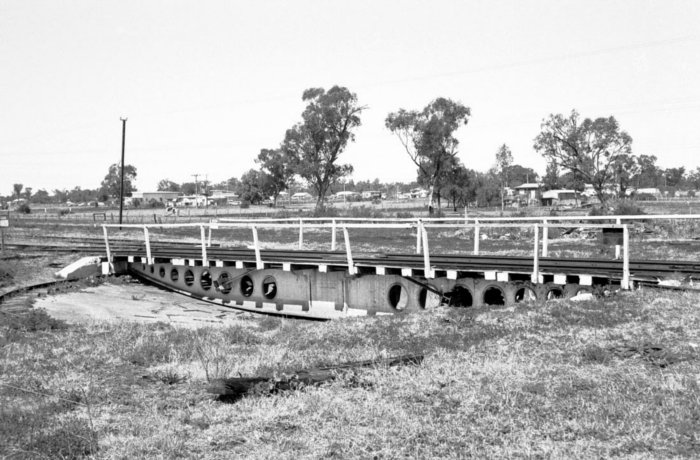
[2,0,700,194]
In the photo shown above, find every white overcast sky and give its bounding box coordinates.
[2,0,699,193]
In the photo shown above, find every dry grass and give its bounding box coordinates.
[1,286,699,458]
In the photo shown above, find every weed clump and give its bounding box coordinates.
[3,308,67,332]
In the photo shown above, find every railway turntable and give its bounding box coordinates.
[97,216,700,320]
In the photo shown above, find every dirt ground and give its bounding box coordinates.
[34,282,253,328]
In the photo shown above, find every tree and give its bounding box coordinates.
[475,170,501,207]
[386,98,470,212]
[238,169,268,204]
[633,154,660,188]
[495,144,513,211]
[663,167,686,188]
[282,86,365,210]
[157,179,180,192]
[507,164,538,188]
[12,183,23,201]
[611,153,639,197]
[542,162,560,191]
[533,110,632,206]
[441,163,477,210]
[100,163,137,199]
[180,182,197,195]
[687,167,700,190]
[256,148,294,206]
[23,187,33,201]
[31,189,50,204]
[53,189,68,203]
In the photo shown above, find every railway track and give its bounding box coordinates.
[6,239,700,281]
[100,244,699,282]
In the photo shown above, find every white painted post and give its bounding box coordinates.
[331,219,337,251]
[474,219,480,255]
[421,226,433,278]
[531,224,539,283]
[542,219,549,257]
[143,227,152,263]
[102,226,112,262]
[207,226,212,247]
[343,227,356,275]
[298,219,304,249]
[416,219,422,254]
[200,225,208,266]
[615,218,621,259]
[622,224,630,290]
[252,226,263,270]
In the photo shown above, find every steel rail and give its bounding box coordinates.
[111,244,700,279]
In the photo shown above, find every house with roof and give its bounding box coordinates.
[513,183,542,206]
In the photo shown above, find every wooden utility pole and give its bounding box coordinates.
[118,117,128,227]
[192,174,200,208]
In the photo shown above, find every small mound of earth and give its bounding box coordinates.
[35,283,251,328]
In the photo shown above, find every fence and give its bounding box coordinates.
[102,219,633,289]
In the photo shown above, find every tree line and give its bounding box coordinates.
[5,88,700,210]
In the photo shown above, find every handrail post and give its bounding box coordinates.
[615,218,621,259]
[532,224,539,283]
[622,224,630,289]
[416,219,422,254]
[343,227,356,275]
[200,225,208,266]
[252,226,263,270]
[298,218,304,249]
[421,225,433,278]
[542,219,548,257]
[474,219,480,255]
[102,225,112,262]
[208,226,212,247]
[331,219,337,251]
[143,226,152,263]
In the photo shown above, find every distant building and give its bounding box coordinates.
[634,188,662,198]
[291,192,313,201]
[514,183,542,205]
[541,189,578,207]
[361,191,382,200]
[410,188,428,198]
[130,191,179,205]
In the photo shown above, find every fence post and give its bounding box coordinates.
[208,226,212,247]
[622,224,630,289]
[416,219,422,254]
[421,225,433,278]
[298,219,304,249]
[200,225,208,266]
[102,226,111,262]
[252,226,263,269]
[531,224,539,283]
[331,219,337,251]
[343,227,356,275]
[542,219,549,257]
[615,218,621,259]
[474,219,480,255]
[143,227,152,263]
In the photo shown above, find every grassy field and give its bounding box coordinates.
[1,266,699,458]
[2,207,700,458]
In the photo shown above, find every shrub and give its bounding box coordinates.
[5,308,67,332]
[240,201,250,209]
[148,199,165,208]
[613,200,645,216]
[17,203,31,214]
[588,206,608,216]
[312,206,340,218]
